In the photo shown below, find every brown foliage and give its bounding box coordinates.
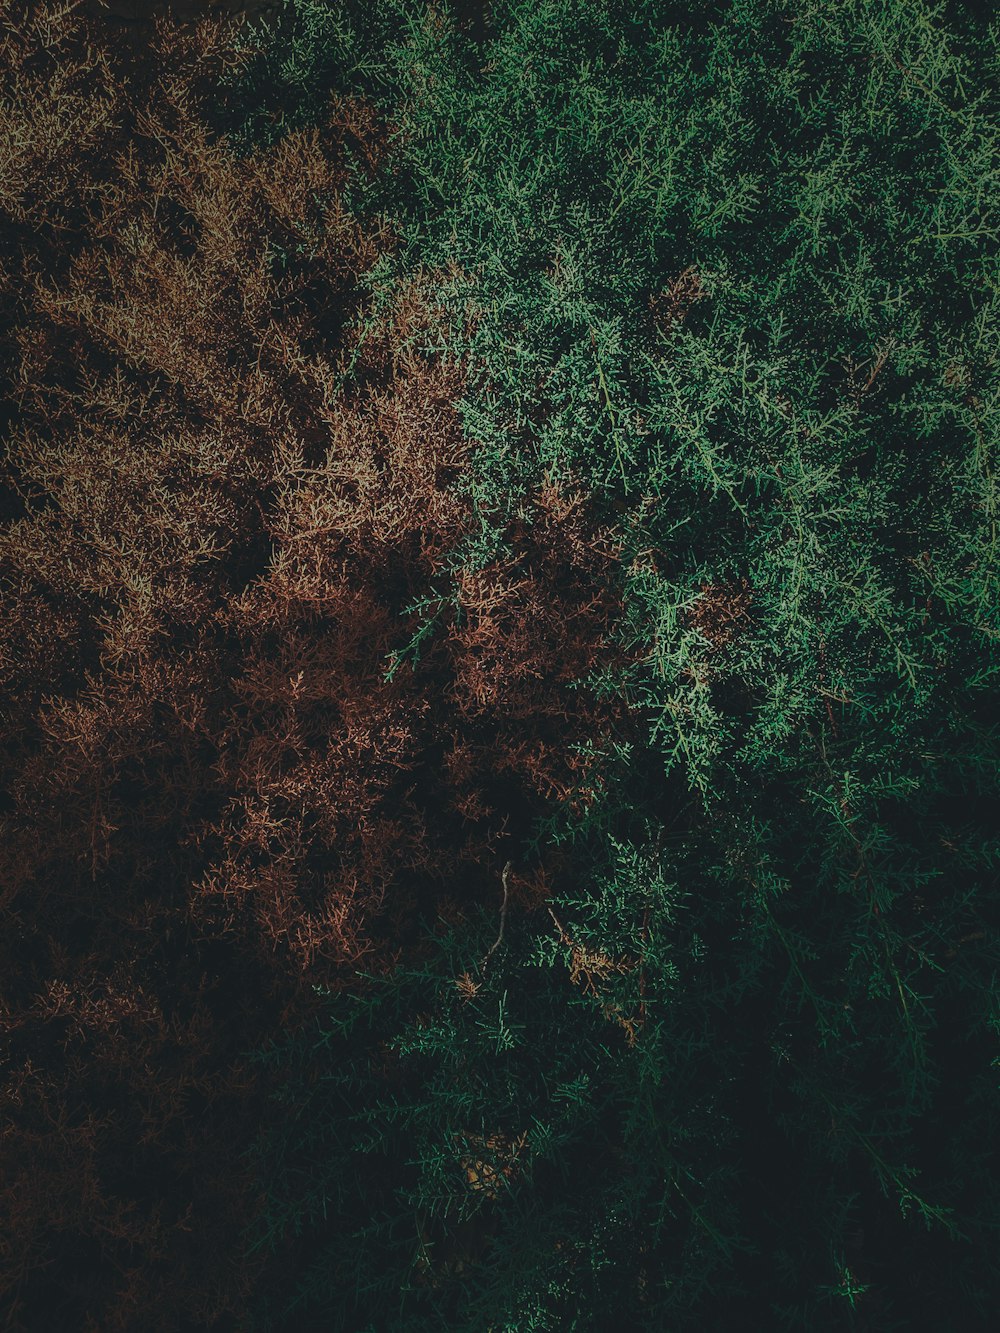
[0,3,628,1326]
[649,265,706,337]
[686,578,753,655]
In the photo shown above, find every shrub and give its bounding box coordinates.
[232,1,1000,1327]
[0,3,623,1326]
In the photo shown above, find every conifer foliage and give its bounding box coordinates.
[1,0,999,1329]
[232,1,1000,1328]
[0,3,621,1327]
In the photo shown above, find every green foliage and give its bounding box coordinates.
[247,858,738,1331]
[232,0,1000,1326]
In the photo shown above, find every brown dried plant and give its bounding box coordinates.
[686,578,753,653]
[0,3,630,1326]
[649,265,706,337]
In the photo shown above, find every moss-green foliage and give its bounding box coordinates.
[234,1,1000,1326]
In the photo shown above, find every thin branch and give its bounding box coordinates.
[480,860,512,974]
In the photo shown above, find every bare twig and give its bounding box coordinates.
[480,861,512,974]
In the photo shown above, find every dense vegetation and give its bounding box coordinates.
[1,0,998,1328]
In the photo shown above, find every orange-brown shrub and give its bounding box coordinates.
[0,3,627,1327]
